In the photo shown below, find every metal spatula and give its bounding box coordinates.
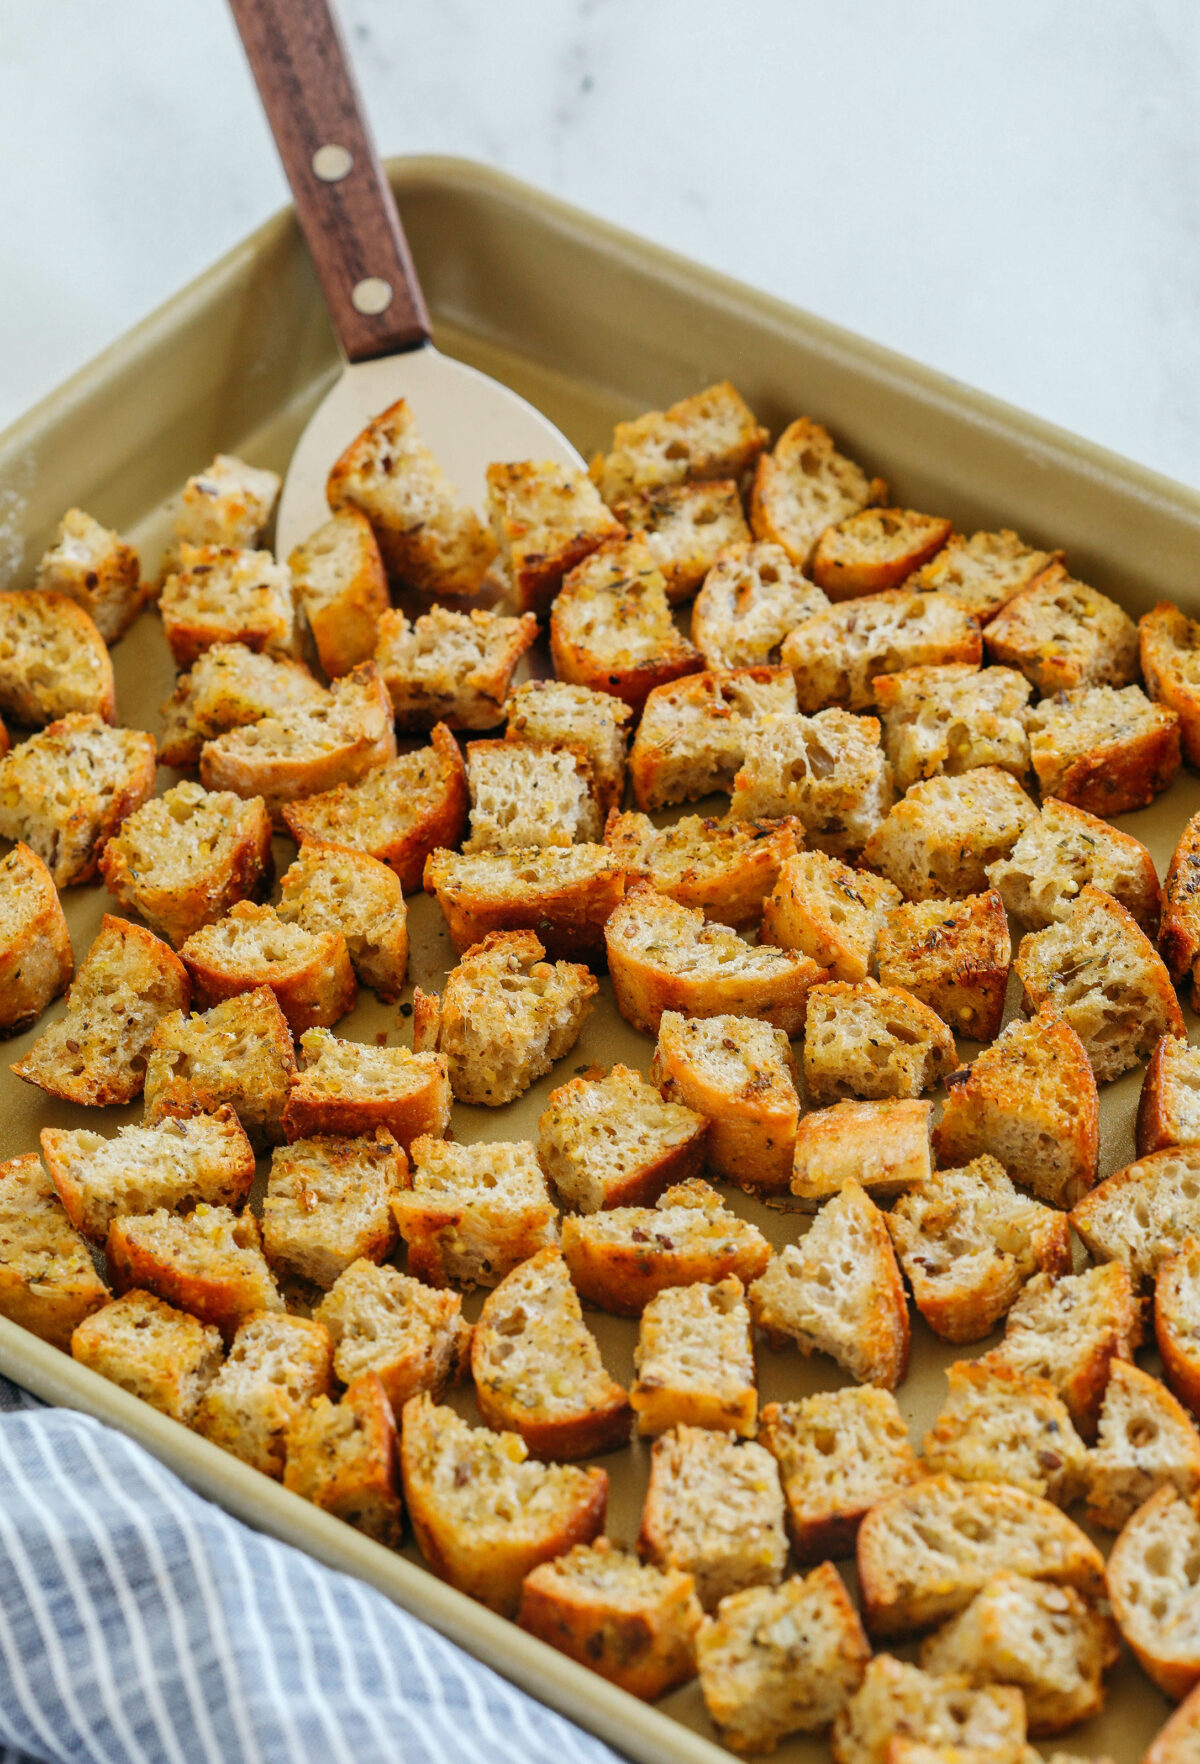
[228,0,583,561]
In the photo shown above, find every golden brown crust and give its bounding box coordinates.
[282,1028,450,1153]
[1160,809,1200,1005]
[791,1098,932,1207]
[0,1152,111,1348]
[487,459,625,615]
[423,844,625,962]
[1156,1239,1200,1419]
[613,479,750,605]
[537,1062,709,1212]
[0,590,116,725]
[0,713,159,888]
[1138,1036,1200,1159]
[604,810,802,927]
[984,562,1139,694]
[1027,688,1181,816]
[749,417,886,568]
[650,1011,798,1196]
[1106,1484,1200,1700]
[1145,1678,1200,1764]
[0,841,73,1037]
[282,1371,405,1548]
[105,1205,280,1342]
[1141,601,1200,767]
[288,507,389,679]
[179,902,357,1035]
[549,537,702,715]
[811,507,953,600]
[875,891,1011,1043]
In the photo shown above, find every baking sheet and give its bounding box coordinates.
[2,155,1198,1762]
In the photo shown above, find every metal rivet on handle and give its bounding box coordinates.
[351,277,394,316]
[312,143,354,182]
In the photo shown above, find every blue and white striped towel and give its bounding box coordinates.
[0,1376,622,1764]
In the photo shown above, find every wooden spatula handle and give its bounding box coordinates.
[228,0,432,361]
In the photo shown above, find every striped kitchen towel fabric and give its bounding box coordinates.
[0,1376,622,1764]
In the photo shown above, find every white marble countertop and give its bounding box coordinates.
[2,0,1199,489]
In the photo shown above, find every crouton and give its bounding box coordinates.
[0,713,157,887]
[830,1654,1028,1764]
[650,1010,797,1195]
[697,1564,871,1753]
[261,1131,405,1289]
[463,738,601,851]
[630,666,798,810]
[13,916,189,1107]
[282,1027,451,1152]
[876,891,1009,1042]
[910,527,1061,623]
[287,506,388,678]
[179,901,356,1035]
[729,708,894,859]
[872,664,1032,793]
[196,1311,332,1478]
[1144,1679,1200,1764]
[0,841,73,1036]
[517,1538,702,1702]
[855,1475,1106,1638]
[749,1180,910,1388]
[560,1178,770,1316]
[277,841,408,1000]
[812,506,953,601]
[144,987,296,1152]
[781,590,982,713]
[505,678,631,816]
[99,781,273,948]
[986,795,1161,933]
[748,417,885,568]
[400,1392,607,1616]
[921,1357,1088,1506]
[160,544,298,669]
[933,1003,1100,1209]
[984,562,1139,694]
[603,810,801,926]
[1072,1146,1200,1284]
[158,643,327,769]
[1157,1237,1200,1418]
[638,1425,788,1611]
[549,536,702,714]
[393,1135,557,1288]
[36,507,145,643]
[1139,1037,1200,1158]
[612,479,751,604]
[887,1156,1070,1344]
[325,398,496,595]
[172,454,280,555]
[790,1098,932,1207]
[1087,1359,1200,1531]
[631,1276,756,1438]
[993,1263,1142,1439]
[802,978,957,1104]
[760,849,900,981]
[0,1153,109,1348]
[1028,683,1180,814]
[606,883,824,1037]
[486,459,624,615]
[42,1109,255,1243]
[1106,1484,1200,1699]
[374,605,537,730]
[314,1260,470,1408]
[106,1204,281,1341]
[590,381,768,505]
[0,590,115,725]
[537,1060,708,1212]
[759,1387,920,1562]
[863,768,1038,903]
[412,930,597,1107]
[423,844,625,963]
[1141,601,1200,766]
[283,1370,404,1547]
[692,539,831,670]
[72,1290,222,1424]
[1161,809,1200,1007]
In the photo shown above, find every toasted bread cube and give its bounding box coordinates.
[537,1061,708,1212]
[283,1027,451,1152]
[423,844,625,963]
[1028,682,1180,814]
[1140,1037,1200,1158]
[613,479,751,604]
[920,1572,1117,1738]
[591,381,768,505]
[180,901,356,1035]
[394,1135,557,1287]
[36,507,145,643]
[987,795,1161,933]
[629,666,797,810]
[993,1263,1142,1438]
[875,891,1011,1042]
[172,453,279,554]
[517,1538,702,1702]
[1086,1359,1200,1532]
[1142,601,1200,766]
[107,1204,281,1341]
[761,849,900,981]
[159,643,327,770]
[698,1564,871,1753]
[692,539,830,670]
[729,709,893,859]
[639,1425,787,1611]
[748,417,884,568]
[72,1290,222,1422]
[791,1098,932,1207]
[887,1156,1070,1344]
[1146,1680,1200,1764]
[160,544,298,669]
[782,590,981,713]
[262,1131,405,1289]
[413,930,597,1107]
[631,1276,756,1438]
[99,781,273,948]
[401,1392,607,1617]
[812,506,952,601]
[283,1370,404,1547]
[0,1152,109,1348]
[934,1003,1099,1209]
[984,562,1138,694]
[195,1310,332,1478]
[42,1109,255,1243]
[863,768,1037,903]
[0,841,72,1036]
[650,1010,797,1195]
[606,883,823,1037]
[832,1654,1028,1764]
[0,590,115,726]
[1072,1145,1200,1284]
[325,398,496,595]
[1106,1485,1200,1699]
[560,1178,770,1316]
[910,527,1061,623]
[144,987,296,1152]
[0,713,157,888]
[604,810,801,926]
[486,459,624,615]
[287,507,388,678]
[920,1358,1089,1506]
[505,679,631,816]
[13,915,189,1107]
[1157,1238,1200,1418]
[749,1181,910,1388]
[314,1259,470,1408]
[759,1387,919,1562]
[802,978,957,1104]
[464,738,601,851]
[277,841,408,1000]
[549,537,702,714]
[374,605,537,730]
[873,664,1032,793]
[1162,809,1200,1007]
